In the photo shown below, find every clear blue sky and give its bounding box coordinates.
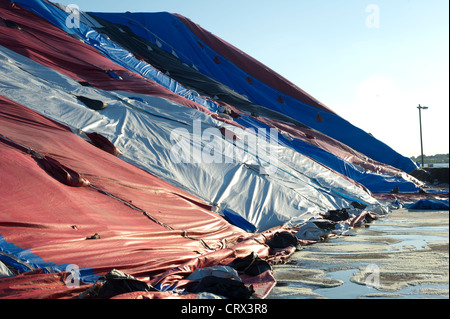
[56,0,449,157]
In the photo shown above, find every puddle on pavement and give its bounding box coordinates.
[387,234,448,250]
[364,222,448,251]
[313,269,374,299]
[312,268,449,299]
[370,225,448,233]
[269,209,449,299]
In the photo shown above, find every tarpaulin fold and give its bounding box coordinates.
[0,42,385,232]
[83,13,423,194]
[88,10,417,173]
[2,0,442,300]
[0,94,276,298]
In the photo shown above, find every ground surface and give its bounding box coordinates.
[268,208,449,299]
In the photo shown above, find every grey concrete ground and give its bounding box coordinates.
[268,208,449,299]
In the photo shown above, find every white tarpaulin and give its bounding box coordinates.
[0,45,386,232]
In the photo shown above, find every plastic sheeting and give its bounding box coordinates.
[0,43,385,232]
[0,2,392,232]
[85,14,307,127]
[3,1,421,195]
[15,0,405,181]
[8,0,229,119]
[83,13,423,194]
[0,94,274,298]
[238,116,423,193]
[88,11,418,173]
[0,1,444,301]
[408,199,449,210]
[0,0,238,129]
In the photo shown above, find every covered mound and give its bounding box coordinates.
[1,0,447,299]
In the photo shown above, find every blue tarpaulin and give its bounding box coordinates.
[89,11,419,174]
[9,0,422,193]
[408,199,449,210]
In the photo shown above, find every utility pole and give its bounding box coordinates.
[417,105,428,168]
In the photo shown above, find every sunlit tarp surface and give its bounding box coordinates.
[1,0,441,300]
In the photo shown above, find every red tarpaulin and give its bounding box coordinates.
[0,1,240,128]
[0,95,282,299]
